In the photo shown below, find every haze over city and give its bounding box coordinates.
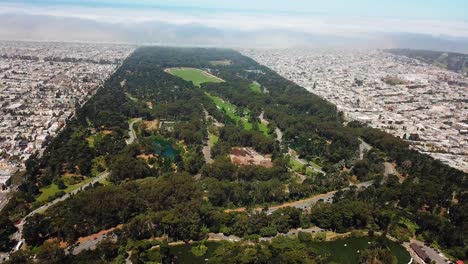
[0,1,467,264]
[1,0,468,51]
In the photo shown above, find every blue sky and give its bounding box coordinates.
[4,0,468,21]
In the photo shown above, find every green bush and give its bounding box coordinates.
[260,226,278,237]
[191,242,208,257]
[298,231,311,242]
[311,232,326,242]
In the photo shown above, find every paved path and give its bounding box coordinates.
[359,138,372,160]
[148,227,327,248]
[202,109,217,164]
[226,180,374,214]
[275,128,283,143]
[10,171,109,256]
[125,251,132,264]
[71,234,107,255]
[410,239,449,264]
[0,191,11,213]
[71,232,117,255]
[125,118,141,145]
[259,111,269,125]
[202,143,213,164]
[288,148,326,176]
[259,112,283,143]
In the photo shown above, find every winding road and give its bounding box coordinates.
[273,123,324,175]
[226,180,374,214]
[125,118,142,145]
[12,171,110,248]
[5,117,142,259]
[288,148,326,176]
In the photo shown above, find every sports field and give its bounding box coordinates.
[166,67,224,87]
[206,93,252,129]
[206,92,268,134]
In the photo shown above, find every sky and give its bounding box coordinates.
[4,0,468,20]
[1,0,468,51]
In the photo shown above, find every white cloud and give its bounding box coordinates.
[1,3,468,38]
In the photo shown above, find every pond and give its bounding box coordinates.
[152,139,179,159]
[161,237,410,264]
[309,236,411,264]
[169,242,222,263]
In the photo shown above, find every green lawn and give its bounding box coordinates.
[36,176,100,203]
[308,161,323,170]
[166,67,224,87]
[289,156,316,176]
[206,93,252,130]
[36,184,61,203]
[249,81,262,93]
[258,123,269,134]
[208,133,219,148]
[206,92,271,136]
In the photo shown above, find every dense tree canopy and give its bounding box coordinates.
[1,46,466,261]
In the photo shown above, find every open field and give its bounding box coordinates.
[166,67,224,87]
[257,122,269,134]
[206,93,253,130]
[36,176,99,203]
[289,156,317,176]
[206,92,269,135]
[167,68,268,134]
[208,132,219,148]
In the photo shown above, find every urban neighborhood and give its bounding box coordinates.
[244,49,468,172]
[0,41,134,189]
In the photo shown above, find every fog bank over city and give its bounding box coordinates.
[1,5,468,52]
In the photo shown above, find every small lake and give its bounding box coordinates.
[163,237,410,264]
[310,236,411,264]
[152,139,179,159]
[166,242,222,263]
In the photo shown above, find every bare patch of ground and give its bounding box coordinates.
[137,153,156,161]
[230,147,273,168]
[76,224,123,245]
[209,60,232,66]
[100,130,113,135]
[143,120,159,131]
